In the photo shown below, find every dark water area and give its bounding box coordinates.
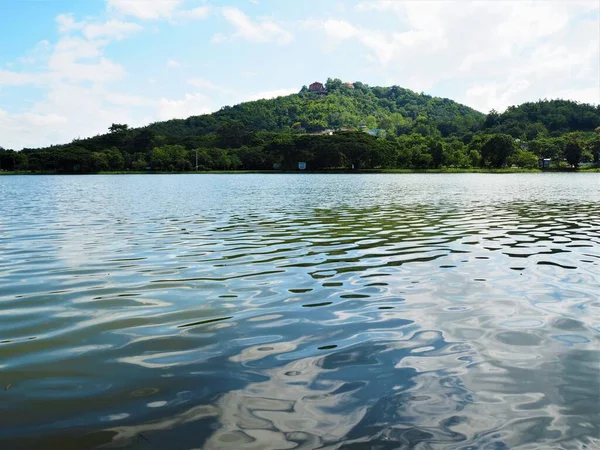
[0,173,598,449]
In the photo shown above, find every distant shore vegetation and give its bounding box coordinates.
[1,79,599,173]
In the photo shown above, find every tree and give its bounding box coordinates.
[109,123,129,133]
[217,122,251,148]
[468,149,482,167]
[91,152,110,171]
[0,148,16,171]
[483,109,500,129]
[14,152,29,171]
[104,147,124,170]
[55,146,94,172]
[444,139,470,168]
[507,149,538,168]
[589,138,600,164]
[364,115,378,130]
[480,134,516,168]
[149,145,187,170]
[588,127,600,163]
[132,156,148,171]
[427,137,445,168]
[325,78,343,92]
[564,139,583,168]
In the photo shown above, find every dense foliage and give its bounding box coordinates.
[145,79,484,138]
[2,80,599,173]
[482,100,600,139]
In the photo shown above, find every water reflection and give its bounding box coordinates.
[0,174,598,449]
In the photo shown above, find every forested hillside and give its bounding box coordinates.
[482,100,600,139]
[1,79,599,172]
[145,79,483,138]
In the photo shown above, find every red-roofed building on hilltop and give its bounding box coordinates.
[309,82,326,93]
[344,82,355,89]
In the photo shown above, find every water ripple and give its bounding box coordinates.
[0,173,598,449]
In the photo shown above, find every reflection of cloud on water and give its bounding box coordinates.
[102,303,598,449]
[202,329,476,449]
[205,343,370,450]
[103,352,368,449]
[102,403,220,448]
[376,265,600,448]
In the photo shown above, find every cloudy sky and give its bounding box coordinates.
[1,0,598,150]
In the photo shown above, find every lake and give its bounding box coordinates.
[0,173,598,449]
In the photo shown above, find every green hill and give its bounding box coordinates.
[1,79,599,172]
[145,79,484,138]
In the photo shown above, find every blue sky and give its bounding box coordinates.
[1,0,598,149]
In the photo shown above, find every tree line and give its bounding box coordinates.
[1,80,599,172]
[1,126,598,173]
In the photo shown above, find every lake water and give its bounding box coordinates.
[0,173,599,450]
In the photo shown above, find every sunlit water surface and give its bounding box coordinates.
[0,173,598,450]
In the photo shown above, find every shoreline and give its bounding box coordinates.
[1,168,598,175]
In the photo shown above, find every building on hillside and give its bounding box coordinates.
[309,82,326,94]
[365,129,387,138]
[344,82,355,89]
[309,129,334,136]
[514,138,529,150]
[538,158,551,169]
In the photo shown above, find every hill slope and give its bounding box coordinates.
[145,79,484,138]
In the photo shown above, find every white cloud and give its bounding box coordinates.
[218,7,292,44]
[56,13,142,41]
[105,92,154,107]
[0,109,69,149]
[1,34,126,87]
[187,77,235,95]
[245,88,297,102]
[176,5,211,20]
[211,32,227,43]
[554,87,600,105]
[0,9,145,149]
[56,13,82,33]
[48,37,126,83]
[187,77,218,89]
[0,69,46,86]
[465,80,532,113]
[107,0,183,20]
[321,19,356,41]
[16,40,51,65]
[335,2,346,12]
[84,19,143,40]
[158,93,213,120]
[166,59,181,68]
[1,80,175,149]
[310,19,394,66]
